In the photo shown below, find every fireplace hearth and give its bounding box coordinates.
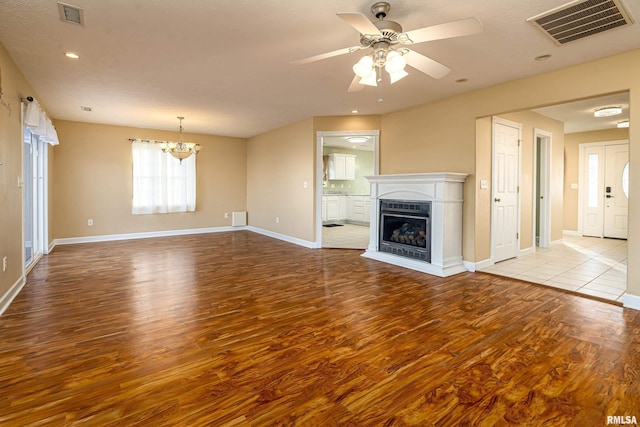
[363,173,468,277]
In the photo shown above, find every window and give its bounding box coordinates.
[132,140,196,214]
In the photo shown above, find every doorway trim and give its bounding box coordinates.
[315,130,380,248]
[534,128,552,248]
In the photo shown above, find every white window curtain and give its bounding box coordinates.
[132,140,196,214]
[24,100,59,145]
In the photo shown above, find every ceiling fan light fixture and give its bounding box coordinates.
[389,69,408,84]
[359,71,378,87]
[353,55,374,78]
[617,120,629,128]
[594,106,622,117]
[384,50,406,73]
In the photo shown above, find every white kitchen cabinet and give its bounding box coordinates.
[326,196,339,221]
[327,153,357,180]
[322,197,327,222]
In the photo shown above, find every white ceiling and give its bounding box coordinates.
[0,0,638,138]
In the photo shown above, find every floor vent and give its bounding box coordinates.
[57,2,84,26]
[527,0,634,45]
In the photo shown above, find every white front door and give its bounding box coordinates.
[604,143,629,239]
[581,142,629,239]
[492,119,520,262]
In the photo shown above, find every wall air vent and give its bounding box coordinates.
[57,2,84,26]
[527,0,634,45]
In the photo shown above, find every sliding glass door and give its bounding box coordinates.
[24,127,46,270]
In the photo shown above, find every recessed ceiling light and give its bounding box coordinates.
[617,120,629,128]
[346,136,369,143]
[64,52,79,59]
[594,106,622,117]
[535,54,552,61]
[80,106,92,112]
[351,109,359,114]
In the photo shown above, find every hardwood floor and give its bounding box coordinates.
[1,231,639,426]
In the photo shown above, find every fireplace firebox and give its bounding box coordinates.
[379,199,431,262]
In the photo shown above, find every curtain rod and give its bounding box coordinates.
[128,138,172,144]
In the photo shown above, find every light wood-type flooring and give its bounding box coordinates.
[2,231,639,426]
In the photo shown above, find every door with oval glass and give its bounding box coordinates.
[604,143,629,239]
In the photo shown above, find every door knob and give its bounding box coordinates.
[494,198,501,202]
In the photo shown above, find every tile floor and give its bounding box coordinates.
[322,223,370,249]
[480,235,627,303]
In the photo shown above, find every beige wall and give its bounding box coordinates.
[246,118,315,242]
[563,128,630,232]
[0,43,48,300]
[53,120,247,239]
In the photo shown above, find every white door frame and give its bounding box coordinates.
[577,139,629,237]
[315,130,380,248]
[491,117,522,262]
[534,128,552,248]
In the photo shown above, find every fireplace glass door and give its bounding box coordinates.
[379,200,431,262]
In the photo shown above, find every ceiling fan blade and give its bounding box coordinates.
[347,75,365,92]
[399,17,483,44]
[404,50,451,79]
[337,12,382,37]
[290,46,363,65]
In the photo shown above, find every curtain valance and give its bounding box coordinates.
[24,100,59,145]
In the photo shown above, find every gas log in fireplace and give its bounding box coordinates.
[379,199,431,262]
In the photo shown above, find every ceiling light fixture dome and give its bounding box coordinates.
[617,120,629,128]
[346,136,369,143]
[594,106,622,117]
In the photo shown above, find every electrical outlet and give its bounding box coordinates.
[2,257,7,272]
[224,212,229,219]
[275,217,279,224]
[88,219,93,226]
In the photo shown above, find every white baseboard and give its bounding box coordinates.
[519,246,535,257]
[466,258,493,272]
[54,226,245,246]
[0,274,26,316]
[623,293,640,311]
[246,226,319,249]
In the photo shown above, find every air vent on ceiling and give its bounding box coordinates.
[57,2,84,26]
[527,0,634,45]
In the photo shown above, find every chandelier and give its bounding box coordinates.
[160,116,201,163]
[352,42,408,87]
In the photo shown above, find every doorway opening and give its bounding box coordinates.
[315,130,379,249]
[534,129,552,248]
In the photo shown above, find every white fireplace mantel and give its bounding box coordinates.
[363,172,468,277]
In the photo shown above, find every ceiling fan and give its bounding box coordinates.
[291,2,483,92]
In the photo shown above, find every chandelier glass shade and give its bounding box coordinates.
[160,116,201,163]
[353,48,408,87]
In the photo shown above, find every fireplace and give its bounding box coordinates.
[363,173,468,277]
[379,199,431,262]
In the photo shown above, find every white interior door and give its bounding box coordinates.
[492,119,520,262]
[604,143,629,239]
